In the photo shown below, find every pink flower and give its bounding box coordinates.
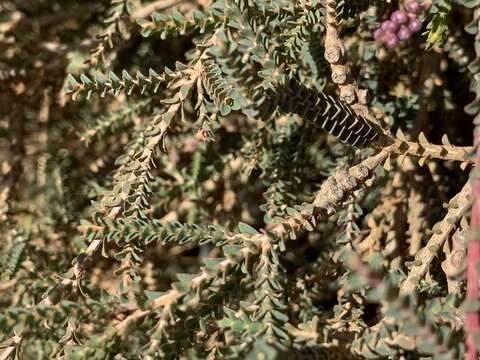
[405,1,421,14]
[391,10,409,25]
[408,18,422,33]
[385,33,399,49]
[381,20,399,33]
[398,25,412,40]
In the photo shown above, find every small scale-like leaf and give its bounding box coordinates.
[238,222,259,234]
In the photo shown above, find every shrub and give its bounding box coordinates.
[1,0,479,358]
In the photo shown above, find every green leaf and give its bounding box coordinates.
[247,340,277,360]
[217,318,233,328]
[223,245,243,255]
[80,74,92,85]
[66,74,79,88]
[238,222,259,234]
[271,309,289,322]
[203,258,224,271]
[145,291,164,300]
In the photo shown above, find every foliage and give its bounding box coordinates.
[0,0,478,359]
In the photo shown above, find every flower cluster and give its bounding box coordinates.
[374,1,425,49]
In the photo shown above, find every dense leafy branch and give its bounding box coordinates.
[2,0,478,359]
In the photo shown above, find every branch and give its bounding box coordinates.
[400,181,472,294]
[374,129,474,164]
[441,222,468,294]
[324,0,356,103]
[267,146,395,241]
[40,66,201,306]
